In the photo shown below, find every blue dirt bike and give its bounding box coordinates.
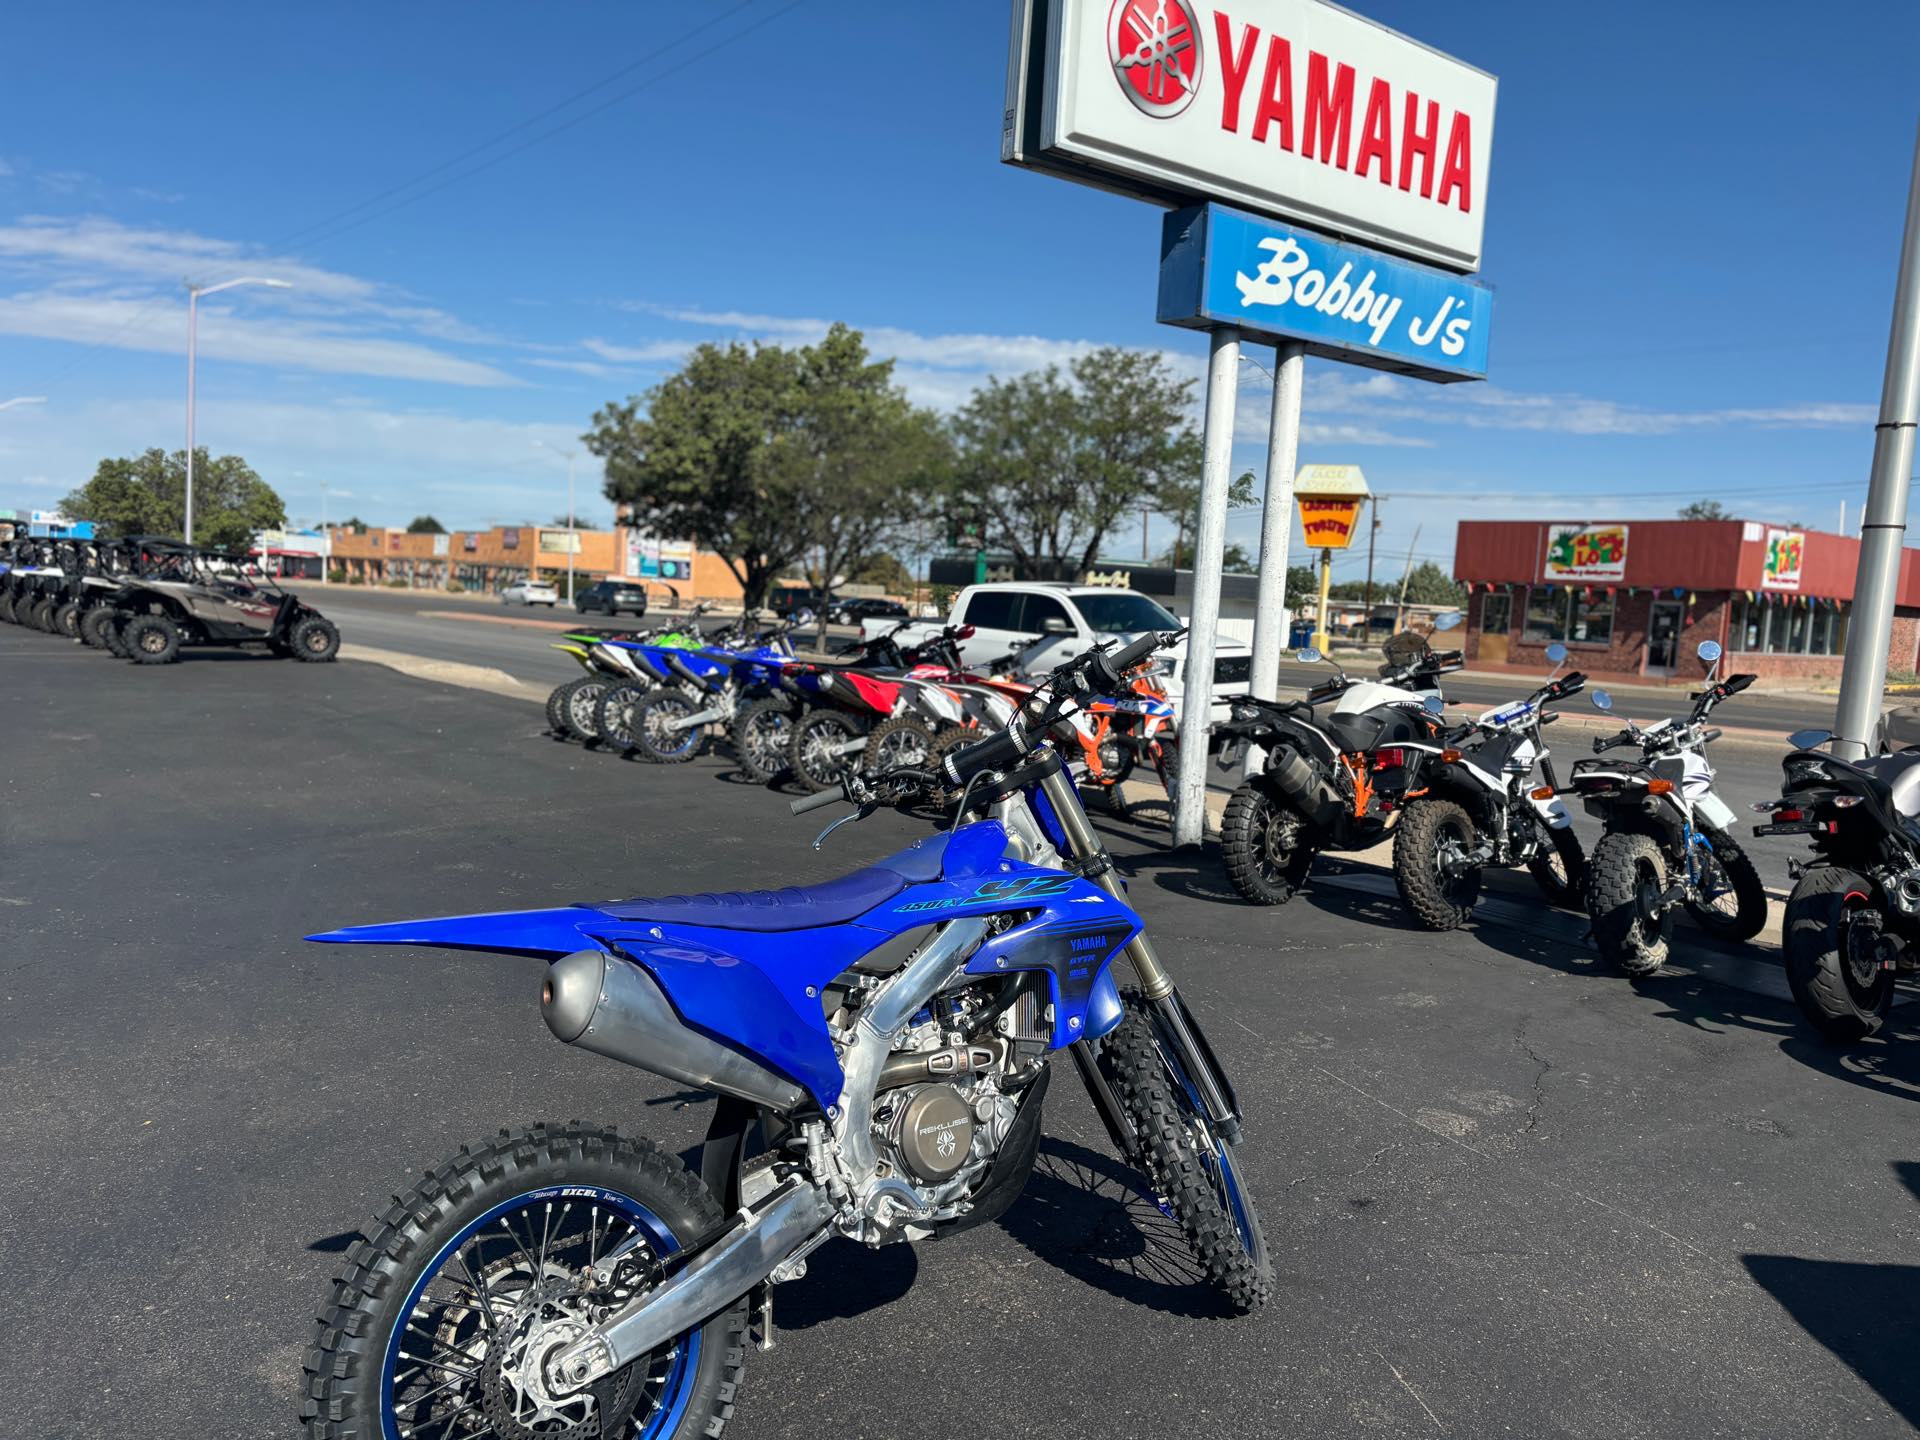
[300,630,1269,1440]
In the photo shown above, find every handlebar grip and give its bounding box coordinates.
[789,786,846,816]
[1701,727,1723,744]
[942,726,1026,787]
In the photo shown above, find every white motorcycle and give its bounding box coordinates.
[1567,640,1767,975]
[1391,642,1588,930]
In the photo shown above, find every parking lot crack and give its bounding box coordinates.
[1514,1024,1553,1137]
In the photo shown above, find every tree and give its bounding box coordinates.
[1284,564,1319,608]
[587,325,938,611]
[1155,467,1258,570]
[339,516,370,533]
[62,447,284,550]
[946,348,1201,578]
[406,515,447,534]
[1399,560,1465,607]
[849,552,915,592]
[1678,499,1728,521]
[1156,539,1255,572]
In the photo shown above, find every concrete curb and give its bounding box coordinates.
[339,643,547,706]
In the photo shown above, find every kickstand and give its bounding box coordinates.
[750,1283,776,1352]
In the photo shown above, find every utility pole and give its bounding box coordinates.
[1834,120,1920,759]
[183,276,291,543]
[1362,495,1381,626]
[1393,524,1424,632]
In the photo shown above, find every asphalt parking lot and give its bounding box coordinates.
[2,621,1917,1439]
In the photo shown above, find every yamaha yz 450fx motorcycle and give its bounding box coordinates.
[1390,642,1588,930]
[1754,722,1920,1042]
[301,630,1269,1440]
[1567,640,1767,976]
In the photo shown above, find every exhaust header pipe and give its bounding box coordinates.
[543,950,806,1113]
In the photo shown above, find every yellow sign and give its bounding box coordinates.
[1298,497,1365,550]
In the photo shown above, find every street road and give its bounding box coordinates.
[2,619,1916,1439]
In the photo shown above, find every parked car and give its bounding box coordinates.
[872,581,1252,715]
[501,579,558,608]
[574,579,649,617]
[828,596,909,625]
[769,588,826,619]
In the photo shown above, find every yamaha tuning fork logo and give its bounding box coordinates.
[1108,0,1203,118]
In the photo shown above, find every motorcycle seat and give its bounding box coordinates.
[1853,750,1920,816]
[600,834,949,932]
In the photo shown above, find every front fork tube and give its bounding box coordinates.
[1037,767,1246,1144]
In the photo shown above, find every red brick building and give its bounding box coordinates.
[1453,518,1920,681]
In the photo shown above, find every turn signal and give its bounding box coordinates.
[1530,785,1554,801]
[1440,748,1462,763]
[1646,778,1675,794]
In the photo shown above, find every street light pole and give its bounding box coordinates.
[534,439,581,603]
[183,276,291,544]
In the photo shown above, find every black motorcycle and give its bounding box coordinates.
[1755,724,1920,1041]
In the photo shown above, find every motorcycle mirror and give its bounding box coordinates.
[1592,690,1614,712]
[1295,646,1322,665]
[1423,695,1445,715]
[1696,639,1722,664]
[1544,642,1569,665]
[954,623,976,640]
[1788,727,1833,751]
[1433,611,1463,632]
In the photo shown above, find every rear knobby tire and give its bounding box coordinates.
[594,683,652,754]
[54,600,82,638]
[1782,866,1894,1043]
[730,697,796,782]
[1219,783,1316,906]
[1392,797,1482,931]
[789,709,866,793]
[79,607,114,649]
[634,688,707,764]
[546,677,585,736]
[1586,830,1671,977]
[1686,831,1768,942]
[1527,822,1587,910]
[562,679,611,744]
[290,615,341,662]
[862,713,936,774]
[1099,993,1272,1312]
[300,1122,747,1440]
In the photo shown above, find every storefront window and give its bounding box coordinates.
[1569,591,1614,644]
[1523,587,1566,642]
[1785,602,1810,654]
[1480,587,1513,636]
[1729,595,1848,656]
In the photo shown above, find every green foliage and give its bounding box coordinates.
[326,568,347,583]
[406,515,447,534]
[946,348,1201,577]
[62,447,285,550]
[849,551,914,592]
[346,573,365,585]
[587,324,941,610]
[339,516,369,533]
[1284,564,1319,608]
[1678,499,1728,521]
[1400,560,1465,606]
[1155,467,1258,569]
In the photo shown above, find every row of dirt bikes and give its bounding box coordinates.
[289,607,1917,1440]
[1207,615,1914,1043]
[0,534,340,663]
[541,602,1181,812]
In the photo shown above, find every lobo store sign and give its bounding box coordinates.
[1158,202,1491,380]
[1543,523,1629,583]
[1005,0,1498,271]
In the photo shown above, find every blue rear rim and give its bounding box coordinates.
[644,695,704,758]
[380,1184,699,1440]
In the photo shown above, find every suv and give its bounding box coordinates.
[575,579,649,617]
[501,579,559,607]
[828,596,908,625]
[872,582,1252,715]
[108,537,341,664]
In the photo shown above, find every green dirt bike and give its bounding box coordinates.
[547,604,718,744]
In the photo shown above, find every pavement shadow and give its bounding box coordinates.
[1743,1159,1920,1428]
[994,1136,1236,1320]
[769,1238,918,1329]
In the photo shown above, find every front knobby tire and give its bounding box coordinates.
[123,613,182,665]
[301,1122,748,1440]
[1783,866,1895,1043]
[729,697,795,782]
[1219,784,1316,906]
[789,709,866,793]
[634,688,707,764]
[1587,830,1671,977]
[862,713,935,774]
[562,679,611,744]
[594,683,652,754]
[1686,831,1768,942]
[290,615,341,662]
[1099,994,1271,1312]
[1392,797,1482,931]
[1528,823,1587,910]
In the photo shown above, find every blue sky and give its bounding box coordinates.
[1,0,1917,581]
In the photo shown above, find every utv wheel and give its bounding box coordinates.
[1686,831,1768,942]
[103,613,132,659]
[0,593,13,623]
[789,710,866,793]
[1219,784,1316,905]
[300,1122,748,1440]
[634,688,707,764]
[862,714,935,774]
[289,614,340,662]
[1392,797,1482,931]
[730,697,796,782]
[1586,831,1671,976]
[1527,823,1587,910]
[123,613,182,665]
[562,679,611,744]
[53,600,82,638]
[1099,993,1272,1312]
[79,607,114,649]
[1783,866,1895,1042]
[28,596,55,631]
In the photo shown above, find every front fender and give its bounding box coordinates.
[1528,791,1574,830]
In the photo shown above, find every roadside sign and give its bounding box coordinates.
[1762,529,1806,591]
[1159,203,1492,381]
[537,528,580,555]
[1293,463,1369,550]
[1005,0,1498,272]
[1543,523,1628,582]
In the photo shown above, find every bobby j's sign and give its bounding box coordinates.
[1159,202,1492,380]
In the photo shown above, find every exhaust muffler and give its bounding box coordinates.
[543,950,806,1112]
[1266,747,1343,827]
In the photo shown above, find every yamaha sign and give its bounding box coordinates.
[1005,0,1498,272]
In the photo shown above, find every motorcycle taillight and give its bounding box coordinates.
[1373,748,1406,770]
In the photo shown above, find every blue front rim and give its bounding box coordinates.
[380,1184,700,1440]
[1162,1045,1262,1261]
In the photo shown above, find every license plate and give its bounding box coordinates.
[1753,819,1822,836]
[1214,655,1251,685]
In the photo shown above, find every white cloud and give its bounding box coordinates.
[581,337,696,364]
[0,394,47,412]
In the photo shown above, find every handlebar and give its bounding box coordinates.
[1701,727,1722,745]
[788,786,847,816]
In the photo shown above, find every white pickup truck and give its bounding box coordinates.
[866,581,1252,714]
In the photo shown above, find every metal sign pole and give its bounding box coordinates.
[1245,341,1305,775]
[1172,326,1242,848]
[1834,121,1920,759]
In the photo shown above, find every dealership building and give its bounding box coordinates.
[1454,518,1920,681]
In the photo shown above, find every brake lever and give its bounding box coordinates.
[813,801,880,851]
